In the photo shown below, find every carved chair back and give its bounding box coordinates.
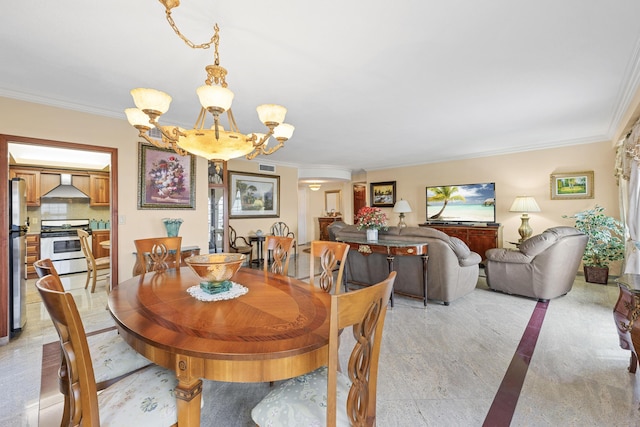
[327,271,395,426]
[264,235,295,276]
[309,241,349,294]
[134,236,182,273]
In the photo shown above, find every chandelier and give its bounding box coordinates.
[125,0,294,161]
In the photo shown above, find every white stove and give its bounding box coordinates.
[40,219,91,275]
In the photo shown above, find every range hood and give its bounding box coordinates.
[41,174,90,201]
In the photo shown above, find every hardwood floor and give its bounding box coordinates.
[3,245,640,426]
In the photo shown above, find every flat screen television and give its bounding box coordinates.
[425,182,496,224]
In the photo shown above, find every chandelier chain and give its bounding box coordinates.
[164,8,217,50]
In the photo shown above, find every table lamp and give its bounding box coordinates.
[509,196,541,242]
[393,199,412,228]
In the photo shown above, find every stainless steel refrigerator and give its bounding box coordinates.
[9,178,27,336]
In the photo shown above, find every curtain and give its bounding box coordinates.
[620,118,640,274]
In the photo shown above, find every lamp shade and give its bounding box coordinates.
[130,88,172,114]
[196,85,234,112]
[273,123,295,141]
[125,108,155,129]
[393,199,412,213]
[509,196,541,213]
[257,104,287,126]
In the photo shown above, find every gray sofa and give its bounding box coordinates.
[328,222,482,305]
[484,226,588,301]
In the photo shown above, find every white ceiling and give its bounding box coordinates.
[2,1,640,175]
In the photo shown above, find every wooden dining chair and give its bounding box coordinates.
[229,225,253,265]
[309,241,350,294]
[270,221,297,258]
[77,229,110,293]
[251,271,396,426]
[133,236,182,273]
[263,235,295,276]
[36,270,171,427]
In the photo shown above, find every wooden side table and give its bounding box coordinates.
[249,235,266,265]
[614,274,640,373]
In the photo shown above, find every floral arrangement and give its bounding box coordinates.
[355,206,388,230]
[148,156,186,198]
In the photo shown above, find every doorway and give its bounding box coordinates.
[0,134,118,342]
[353,183,366,222]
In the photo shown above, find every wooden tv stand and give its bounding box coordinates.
[419,223,502,259]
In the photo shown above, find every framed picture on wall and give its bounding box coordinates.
[550,171,594,200]
[370,181,396,207]
[229,171,280,218]
[137,142,196,209]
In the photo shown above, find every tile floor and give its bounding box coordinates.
[2,246,640,426]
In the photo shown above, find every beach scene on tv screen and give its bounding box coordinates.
[427,183,495,222]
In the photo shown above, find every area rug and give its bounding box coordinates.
[40,337,271,426]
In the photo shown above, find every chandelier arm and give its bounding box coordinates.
[253,131,275,148]
[162,2,216,50]
[260,141,285,155]
[138,130,184,156]
[142,119,189,156]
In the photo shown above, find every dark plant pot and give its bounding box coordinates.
[584,265,609,284]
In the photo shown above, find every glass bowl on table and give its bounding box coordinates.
[184,253,246,294]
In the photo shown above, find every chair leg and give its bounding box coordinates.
[91,268,98,293]
[83,270,91,289]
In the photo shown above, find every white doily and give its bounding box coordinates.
[186,282,249,302]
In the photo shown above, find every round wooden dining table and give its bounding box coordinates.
[108,267,331,427]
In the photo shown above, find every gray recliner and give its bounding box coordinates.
[484,226,588,301]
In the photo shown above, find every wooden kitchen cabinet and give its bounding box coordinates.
[10,168,40,206]
[91,230,110,259]
[89,173,110,206]
[26,233,40,279]
[420,224,502,259]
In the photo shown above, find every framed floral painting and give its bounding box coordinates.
[229,171,280,218]
[138,143,196,209]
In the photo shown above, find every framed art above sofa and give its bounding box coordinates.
[370,181,396,207]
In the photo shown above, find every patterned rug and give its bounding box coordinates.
[40,337,271,426]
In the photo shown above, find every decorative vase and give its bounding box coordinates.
[584,265,609,284]
[366,228,378,241]
[162,218,183,237]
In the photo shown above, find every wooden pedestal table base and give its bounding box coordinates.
[108,267,331,427]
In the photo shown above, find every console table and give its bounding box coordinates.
[337,238,428,307]
[419,223,502,259]
[614,274,640,373]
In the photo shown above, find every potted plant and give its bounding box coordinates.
[563,205,625,284]
[355,206,388,241]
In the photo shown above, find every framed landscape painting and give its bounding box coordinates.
[550,171,594,200]
[137,143,196,209]
[370,181,396,207]
[229,171,280,218]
